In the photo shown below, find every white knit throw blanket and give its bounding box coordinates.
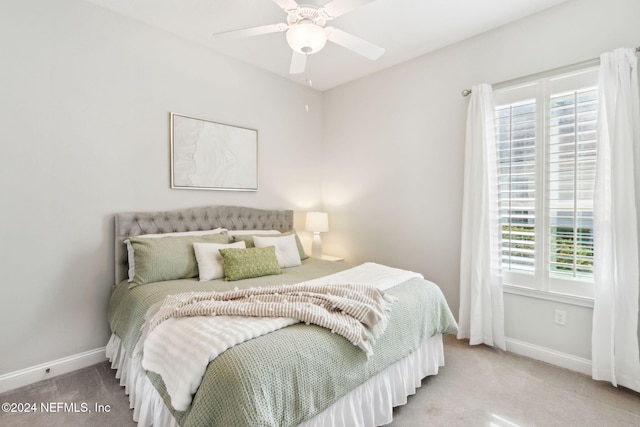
[136,262,422,411]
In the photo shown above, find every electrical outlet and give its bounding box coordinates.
[554,309,567,326]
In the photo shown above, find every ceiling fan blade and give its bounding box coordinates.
[322,0,374,18]
[272,0,299,11]
[214,23,288,39]
[325,27,384,60]
[289,51,307,74]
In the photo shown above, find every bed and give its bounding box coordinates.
[106,205,457,426]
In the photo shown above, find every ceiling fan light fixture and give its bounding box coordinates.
[286,22,327,54]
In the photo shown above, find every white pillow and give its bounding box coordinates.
[253,234,301,268]
[193,241,246,281]
[227,229,281,237]
[125,228,227,282]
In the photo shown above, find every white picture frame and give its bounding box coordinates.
[170,113,258,191]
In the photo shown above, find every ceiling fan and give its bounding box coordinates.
[213,0,385,75]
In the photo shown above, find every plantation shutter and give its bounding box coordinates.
[496,99,537,274]
[547,87,597,278]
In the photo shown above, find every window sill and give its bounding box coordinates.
[503,284,594,308]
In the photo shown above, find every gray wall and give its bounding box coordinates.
[0,0,323,375]
[322,0,640,363]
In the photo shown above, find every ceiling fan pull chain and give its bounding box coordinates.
[305,54,313,88]
[305,54,312,112]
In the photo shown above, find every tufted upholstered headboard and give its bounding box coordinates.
[114,205,294,285]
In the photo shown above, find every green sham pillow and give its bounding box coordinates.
[231,230,309,260]
[218,246,282,281]
[130,232,229,286]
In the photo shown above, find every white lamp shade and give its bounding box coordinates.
[306,211,329,232]
[286,22,327,54]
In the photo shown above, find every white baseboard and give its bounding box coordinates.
[0,347,106,394]
[505,338,591,376]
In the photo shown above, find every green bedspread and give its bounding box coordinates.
[108,259,457,427]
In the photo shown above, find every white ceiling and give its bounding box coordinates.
[83,0,570,91]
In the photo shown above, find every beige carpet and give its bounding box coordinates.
[1,334,638,426]
[391,335,640,426]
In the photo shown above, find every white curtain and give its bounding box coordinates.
[458,83,506,350]
[592,47,640,393]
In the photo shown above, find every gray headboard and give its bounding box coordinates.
[114,205,294,285]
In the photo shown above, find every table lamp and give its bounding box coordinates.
[305,212,329,258]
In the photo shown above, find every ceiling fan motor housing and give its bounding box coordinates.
[286,6,327,27]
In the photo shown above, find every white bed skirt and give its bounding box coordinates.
[106,333,444,427]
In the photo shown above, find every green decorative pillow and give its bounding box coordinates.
[219,246,282,281]
[130,232,229,286]
[232,230,308,260]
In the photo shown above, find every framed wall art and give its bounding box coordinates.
[170,113,258,191]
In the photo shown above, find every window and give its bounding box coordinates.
[494,67,598,298]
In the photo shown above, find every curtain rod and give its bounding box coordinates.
[461,46,640,97]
